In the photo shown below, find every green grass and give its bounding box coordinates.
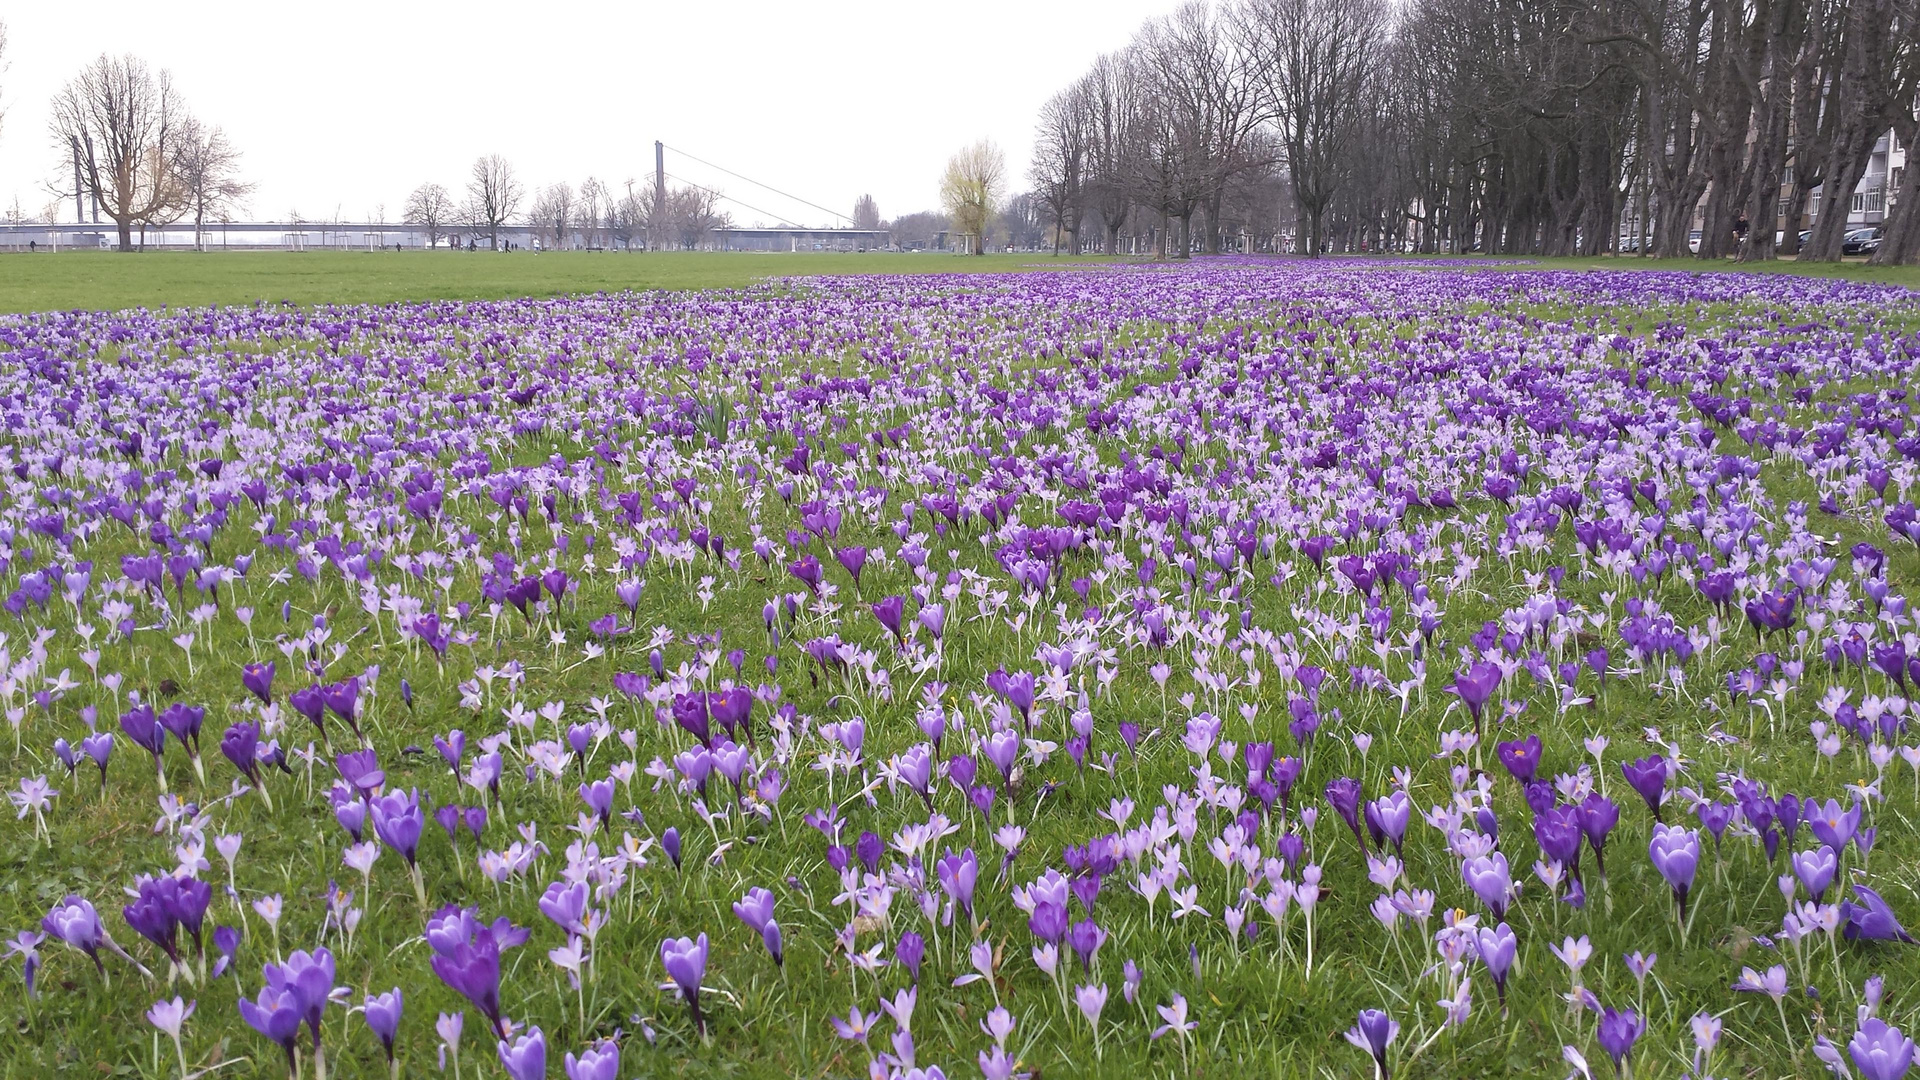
[0,250,1121,314]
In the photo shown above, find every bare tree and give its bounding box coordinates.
[853,193,882,230]
[578,177,608,249]
[1081,54,1142,254]
[607,182,648,249]
[940,140,1006,254]
[529,181,573,249]
[49,54,188,251]
[403,183,454,248]
[465,154,523,250]
[171,117,252,251]
[1238,0,1389,257]
[1031,82,1091,254]
[662,185,729,248]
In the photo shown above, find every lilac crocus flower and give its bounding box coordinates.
[661,933,710,1032]
[42,895,110,973]
[732,887,776,936]
[1807,798,1862,851]
[1462,853,1513,919]
[1475,922,1517,1008]
[1648,824,1700,918]
[565,1040,620,1080]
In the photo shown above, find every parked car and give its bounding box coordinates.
[1688,230,1702,254]
[1617,234,1640,253]
[1843,227,1884,256]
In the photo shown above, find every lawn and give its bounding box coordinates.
[1,258,1919,1080]
[0,250,1116,315]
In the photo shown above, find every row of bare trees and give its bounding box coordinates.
[1030,0,1920,262]
[45,53,253,251]
[404,157,731,251]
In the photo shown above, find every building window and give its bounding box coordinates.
[1853,192,1866,213]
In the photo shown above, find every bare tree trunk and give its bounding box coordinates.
[1871,119,1920,263]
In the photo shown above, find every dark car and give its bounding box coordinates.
[1843,227,1884,256]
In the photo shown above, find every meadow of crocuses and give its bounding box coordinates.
[4,259,1920,1080]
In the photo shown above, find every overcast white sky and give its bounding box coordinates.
[0,0,1172,227]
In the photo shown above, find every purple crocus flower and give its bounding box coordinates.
[1495,734,1542,784]
[1577,794,1620,877]
[1842,885,1918,944]
[1792,846,1837,903]
[320,677,360,732]
[238,982,305,1077]
[1596,1007,1644,1074]
[369,788,426,866]
[871,595,906,643]
[335,749,385,794]
[262,948,337,1060]
[897,931,925,982]
[671,693,712,748]
[81,732,113,788]
[364,987,403,1064]
[1447,660,1501,733]
[1621,755,1668,821]
[660,933,710,1033]
[120,705,166,767]
[834,545,868,585]
[1325,776,1368,851]
[426,906,528,1038]
[289,685,327,739]
[497,1026,547,1080]
[219,722,260,782]
[1850,1018,1917,1080]
[434,730,467,771]
[1343,1008,1398,1077]
[241,661,276,705]
[157,703,205,753]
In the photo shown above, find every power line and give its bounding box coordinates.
[659,171,793,226]
[661,144,850,225]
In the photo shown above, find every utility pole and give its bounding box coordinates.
[653,141,666,252]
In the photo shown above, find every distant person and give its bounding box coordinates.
[1733,214,1749,242]
[29,241,36,252]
